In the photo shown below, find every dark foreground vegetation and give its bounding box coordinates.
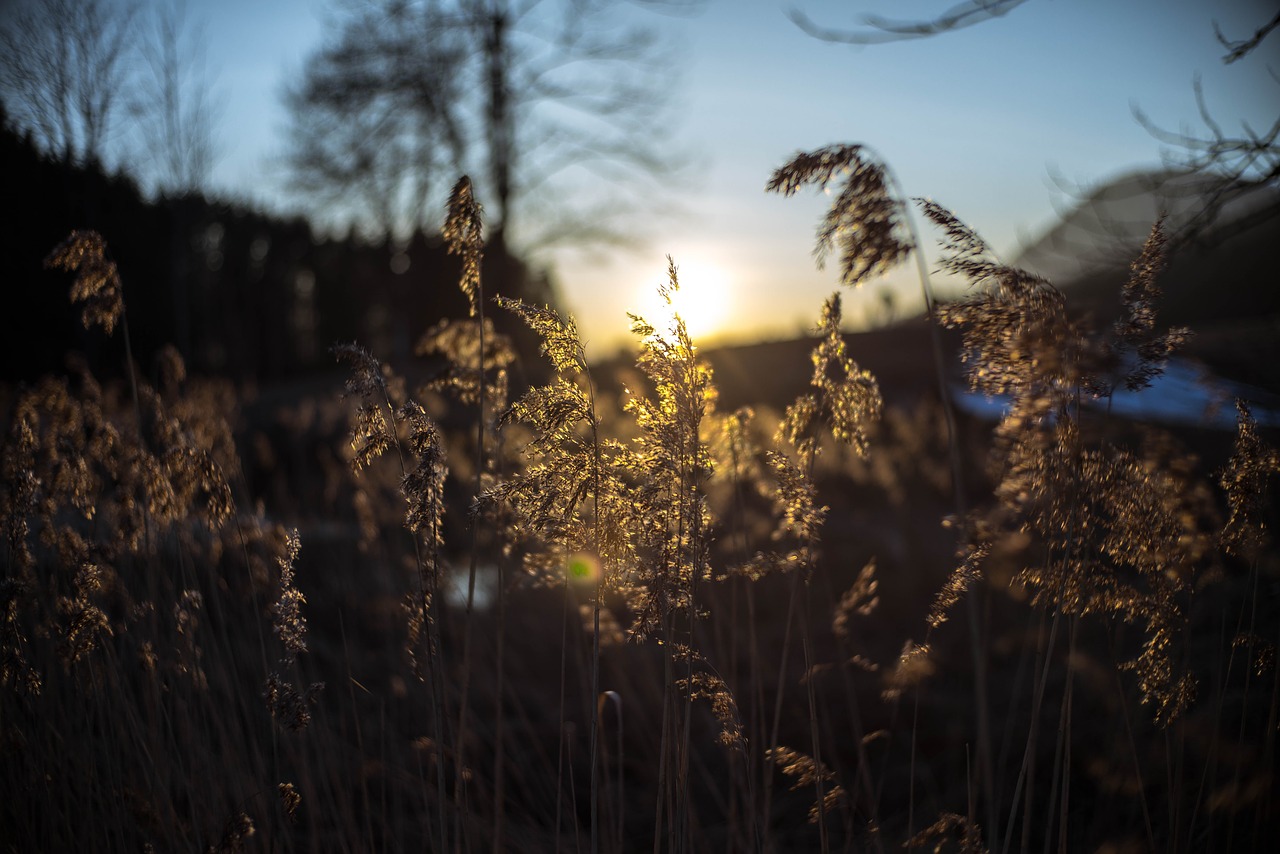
[3,147,1279,854]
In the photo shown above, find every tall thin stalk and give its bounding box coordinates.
[899,187,997,851]
[442,176,488,853]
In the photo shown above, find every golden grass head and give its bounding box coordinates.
[766,745,845,824]
[271,530,307,666]
[444,175,484,316]
[1221,400,1280,561]
[833,558,879,638]
[768,144,913,287]
[45,230,124,335]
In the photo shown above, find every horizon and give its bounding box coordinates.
[5,0,1277,353]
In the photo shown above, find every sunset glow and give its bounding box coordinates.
[638,257,732,344]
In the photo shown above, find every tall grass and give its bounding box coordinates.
[2,150,1277,854]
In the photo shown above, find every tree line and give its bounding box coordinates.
[0,111,552,384]
[0,0,702,383]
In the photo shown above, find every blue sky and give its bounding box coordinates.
[188,0,1277,352]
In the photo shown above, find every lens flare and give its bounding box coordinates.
[567,552,601,585]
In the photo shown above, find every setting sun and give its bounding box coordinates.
[638,257,732,343]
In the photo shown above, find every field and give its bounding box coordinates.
[3,161,1278,854]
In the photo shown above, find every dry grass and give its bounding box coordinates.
[2,154,1277,854]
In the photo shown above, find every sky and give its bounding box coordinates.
[165,0,1280,352]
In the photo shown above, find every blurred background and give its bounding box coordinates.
[2,0,1277,377]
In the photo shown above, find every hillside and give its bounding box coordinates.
[1012,169,1280,392]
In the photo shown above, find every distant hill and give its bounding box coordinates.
[1011,168,1280,392]
[1013,168,1276,284]
[577,318,952,419]
[699,319,945,412]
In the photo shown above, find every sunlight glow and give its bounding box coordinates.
[639,258,731,344]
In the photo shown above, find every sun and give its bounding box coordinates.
[639,257,731,343]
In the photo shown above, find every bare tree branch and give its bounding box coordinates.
[0,0,137,167]
[1130,75,1279,246]
[789,0,1029,45]
[789,2,1279,246]
[283,0,687,251]
[282,0,470,240]
[134,0,222,195]
[1215,10,1280,64]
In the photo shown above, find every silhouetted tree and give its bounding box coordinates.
[131,0,224,357]
[283,0,699,252]
[0,0,137,169]
[134,0,221,196]
[0,106,563,382]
